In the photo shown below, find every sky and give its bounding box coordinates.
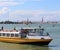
[0,0,60,22]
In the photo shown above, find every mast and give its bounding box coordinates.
[42,17,43,23]
[26,18,29,25]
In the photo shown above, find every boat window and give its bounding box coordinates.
[0,33,1,36]
[15,34,19,37]
[29,29,36,33]
[29,29,32,33]
[11,34,14,37]
[3,33,5,36]
[28,33,40,36]
[7,33,10,37]
[28,29,41,33]
[35,29,40,33]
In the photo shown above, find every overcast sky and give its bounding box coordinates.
[0,0,60,22]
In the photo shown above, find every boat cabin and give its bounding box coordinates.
[0,31,20,38]
[20,27,48,36]
[0,26,49,38]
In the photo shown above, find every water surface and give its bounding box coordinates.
[0,24,60,50]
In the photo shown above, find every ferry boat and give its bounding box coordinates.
[0,26,52,45]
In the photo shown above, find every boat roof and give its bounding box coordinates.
[0,32,19,34]
[0,26,44,33]
[0,30,20,34]
[21,27,44,29]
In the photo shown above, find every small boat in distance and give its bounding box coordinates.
[0,26,52,45]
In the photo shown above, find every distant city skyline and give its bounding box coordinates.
[0,0,60,22]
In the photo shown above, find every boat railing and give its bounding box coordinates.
[0,30,18,32]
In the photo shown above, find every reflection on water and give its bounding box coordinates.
[0,42,51,50]
[48,45,58,47]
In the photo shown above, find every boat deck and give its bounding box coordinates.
[0,30,18,32]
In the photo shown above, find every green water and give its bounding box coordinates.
[0,24,60,50]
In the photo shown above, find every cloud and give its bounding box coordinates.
[8,10,60,21]
[0,9,60,21]
[31,0,42,1]
[0,0,26,6]
[10,10,60,16]
[0,0,42,7]
[0,7,8,14]
[0,2,21,6]
[17,0,42,1]
[10,10,45,15]
[0,0,14,1]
